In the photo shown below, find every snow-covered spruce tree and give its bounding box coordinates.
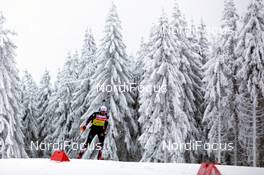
[203,0,239,165]
[129,39,148,111]
[171,0,188,39]
[187,20,199,54]
[0,14,27,158]
[132,38,149,122]
[203,45,233,164]
[82,3,138,160]
[197,19,209,65]
[126,38,150,160]
[171,2,204,163]
[235,0,264,167]
[78,29,97,77]
[38,76,61,157]
[134,38,148,84]
[187,20,205,67]
[40,53,78,157]
[70,30,97,120]
[68,29,97,157]
[21,71,39,157]
[138,12,190,163]
[48,53,78,143]
[220,0,239,165]
[71,51,80,79]
[39,70,63,157]
[37,70,52,142]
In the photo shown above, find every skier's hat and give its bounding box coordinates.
[99,105,107,112]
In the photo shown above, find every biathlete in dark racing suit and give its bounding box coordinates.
[77,105,109,160]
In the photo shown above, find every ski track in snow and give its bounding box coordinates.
[0,159,263,175]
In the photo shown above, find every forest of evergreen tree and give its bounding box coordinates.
[0,0,264,167]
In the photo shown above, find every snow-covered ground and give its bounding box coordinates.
[0,159,264,175]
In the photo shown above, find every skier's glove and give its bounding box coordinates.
[80,125,86,132]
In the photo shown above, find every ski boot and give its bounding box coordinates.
[77,151,85,159]
[97,150,103,160]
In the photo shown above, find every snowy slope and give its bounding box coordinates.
[0,159,264,175]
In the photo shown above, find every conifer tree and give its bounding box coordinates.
[37,70,52,142]
[139,12,190,162]
[235,0,264,167]
[48,53,78,143]
[221,0,239,165]
[203,0,239,164]
[0,14,27,158]
[171,2,204,162]
[197,20,209,64]
[69,29,97,140]
[81,3,138,160]
[40,53,77,157]
[21,71,39,157]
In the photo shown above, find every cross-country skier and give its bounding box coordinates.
[77,105,109,160]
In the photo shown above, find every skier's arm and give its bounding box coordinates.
[85,113,96,126]
[80,113,96,132]
[103,115,110,134]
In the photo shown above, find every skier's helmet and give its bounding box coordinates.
[99,105,107,112]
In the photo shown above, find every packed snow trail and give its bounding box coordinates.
[0,159,264,175]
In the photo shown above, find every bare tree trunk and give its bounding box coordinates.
[217,113,221,164]
[252,94,257,167]
[232,78,239,166]
[233,117,238,166]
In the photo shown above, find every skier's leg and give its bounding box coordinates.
[77,129,96,159]
[84,129,97,147]
[97,132,105,160]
